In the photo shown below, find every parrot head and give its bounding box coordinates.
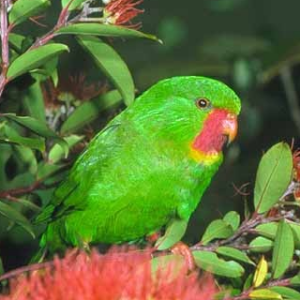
[128,76,241,165]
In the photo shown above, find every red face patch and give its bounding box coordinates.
[192,109,230,153]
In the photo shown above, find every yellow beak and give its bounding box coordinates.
[222,113,238,144]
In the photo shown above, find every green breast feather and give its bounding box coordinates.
[36,76,241,254]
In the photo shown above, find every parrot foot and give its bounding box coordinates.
[170,241,195,271]
[146,231,161,244]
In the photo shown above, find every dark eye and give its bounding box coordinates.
[196,98,210,109]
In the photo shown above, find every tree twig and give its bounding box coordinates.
[0,180,43,199]
[0,0,10,99]
[223,278,291,300]
[190,214,283,252]
[0,261,53,282]
[281,66,300,134]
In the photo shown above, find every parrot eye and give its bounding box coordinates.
[196,98,210,109]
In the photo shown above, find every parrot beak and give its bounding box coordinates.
[222,113,238,145]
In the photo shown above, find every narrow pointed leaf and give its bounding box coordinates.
[156,219,188,250]
[61,0,85,10]
[1,124,45,151]
[289,222,300,249]
[269,286,300,299]
[7,44,69,80]
[9,0,50,26]
[0,257,3,276]
[57,23,161,42]
[9,33,26,52]
[0,200,35,238]
[193,251,244,278]
[1,114,68,156]
[249,289,282,300]
[253,256,268,287]
[201,219,233,245]
[216,246,255,265]
[254,142,293,213]
[291,272,300,285]
[77,36,135,106]
[60,90,123,134]
[48,135,84,164]
[272,220,294,279]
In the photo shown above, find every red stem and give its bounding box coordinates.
[0,261,54,282]
[0,0,9,100]
[0,180,43,199]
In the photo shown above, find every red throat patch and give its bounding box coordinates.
[192,109,229,153]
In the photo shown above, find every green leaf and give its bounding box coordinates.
[269,286,300,299]
[15,146,38,174]
[193,251,244,278]
[0,256,4,276]
[291,272,300,285]
[16,198,41,212]
[48,135,84,164]
[22,81,46,122]
[7,43,69,80]
[288,222,300,249]
[156,219,188,250]
[151,254,185,278]
[200,219,234,245]
[9,33,26,53]
[0,200,35,238]
[216,246,255,265]
[243,273,254,291]
[9,0,50,26]
[61,0,85,10]
[0,124,45,151]
[1,114,68,156]
[223,211,240,231]
[60,90,123,134]
[272,220,294,279]
[255,222,278,240]
[77,36,135,106]
[57,23,161,42]
[249,289,282,300]
[37,162,65,180]
[249,237,273,253]
[254,142,293,213]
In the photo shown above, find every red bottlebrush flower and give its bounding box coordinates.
[58,73,106,102]
[0,247,216,300]
[293,149,300,200]
[103,0,144,28]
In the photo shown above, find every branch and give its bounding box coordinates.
[29,0,76,50]
[190,214,283,252]
[0,180,43,199]
[0,260,53,282]
[0,0,11,99]
[280,66,300,134]
[223,278,291,300]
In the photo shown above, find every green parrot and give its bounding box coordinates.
[35,76,241,256]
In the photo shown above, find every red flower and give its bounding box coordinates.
[0,247,216,300]
[293,149,300,200]
[103,0,144,28]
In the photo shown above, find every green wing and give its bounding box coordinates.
[35,124,121,224]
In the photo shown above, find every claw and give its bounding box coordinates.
[146,231,161,244]
[170,241,195,271]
